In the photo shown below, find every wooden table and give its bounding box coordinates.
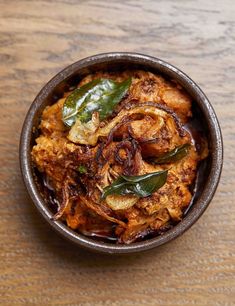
[0,1,234,305]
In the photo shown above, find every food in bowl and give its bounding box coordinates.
[31,70,208,244]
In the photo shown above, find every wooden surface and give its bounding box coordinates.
[0,0,234,305]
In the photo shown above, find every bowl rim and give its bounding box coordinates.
[19,52,223,254]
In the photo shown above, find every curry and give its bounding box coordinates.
[31,70,208,243]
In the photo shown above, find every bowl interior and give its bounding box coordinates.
[22,54,222,253]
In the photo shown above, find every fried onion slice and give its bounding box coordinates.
[79,195,127,228]
[67,104,180,146]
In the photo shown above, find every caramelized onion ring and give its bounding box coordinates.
[52,181,70,220]
[68,103,185,145]
[79,195,126,228]
[114,139,140,175]
[122,101,186,137]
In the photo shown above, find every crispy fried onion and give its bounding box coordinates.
[67,103,184,145]
[52,180,71,220]
[53,184,127,228]
[79,195,126,228]
[114,139,141,175]
[52,177,81,221]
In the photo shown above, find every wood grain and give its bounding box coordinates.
[0,0,234,305]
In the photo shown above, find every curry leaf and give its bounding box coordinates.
[62,79,101,127]
[62,78,132,126]
[101,170,168,199]
[151,144,191,164]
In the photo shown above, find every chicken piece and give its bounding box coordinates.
[129,71,192,123]
[128,112,191,157]
[65,201,87,230]
[32,97,98,191]
[31,135,79,190]
[135,146,199,218]
[159,87,192,122]
[40,97,67,137]
[66,200,115,240]
[118,206,171,244]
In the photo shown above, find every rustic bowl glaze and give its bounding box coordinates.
[20,53,223,254]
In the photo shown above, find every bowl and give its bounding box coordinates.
[19,52,223,254]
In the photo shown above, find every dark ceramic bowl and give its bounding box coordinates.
[20,52,223,254]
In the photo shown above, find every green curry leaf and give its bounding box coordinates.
[62,78,132,126]
[101,170,168,199]
[151,144,191,164]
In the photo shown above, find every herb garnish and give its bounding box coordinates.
[151,144,191,164]
[77,165,87,174]
[101,170,168,199]
[62,78,131,126]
